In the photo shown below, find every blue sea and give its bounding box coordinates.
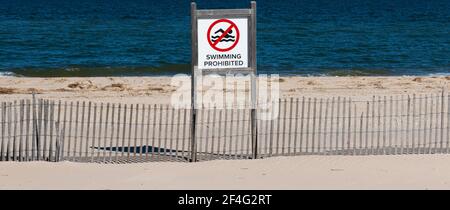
[0,0,450,77]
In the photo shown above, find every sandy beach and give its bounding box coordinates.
[0,76,449,190]
[0,76,449,103]
[3,0,450,192]
[1,155,450,190]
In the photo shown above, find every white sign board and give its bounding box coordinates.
[197,18,248,70]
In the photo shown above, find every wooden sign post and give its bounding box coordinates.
[190,1,257,162]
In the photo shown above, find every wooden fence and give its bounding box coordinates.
[0,91,449,163]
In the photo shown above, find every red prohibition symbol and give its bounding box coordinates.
[207,19,240,52]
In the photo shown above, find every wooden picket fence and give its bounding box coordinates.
[0,91,449,163]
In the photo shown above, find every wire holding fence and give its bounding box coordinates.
[0,91,449,163]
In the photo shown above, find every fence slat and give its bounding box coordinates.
[335,97,340,155]
[103,103,110,162]
[440,90,445,153]
[65,102,71,160]
[352,103,357,155]
[417,95,423,154]
[60,101,66,161]
[134,104,139,159]
[172,106,178,159]
[164,105,171,160]
[127,104,133,161]
[389,96,393,155]
[56,101,62,161]
[73,101,80,161]
[228,106,234,158]
[412,95,416,154]
[370,96,375,155]
[121,104,128,160]
[347,99,352,154]
[115,104,122,162]
[215,109,222,159]
[12,102,17,161]
[7,102,12,161]
[447,93,450,154]
[287,97,294,155]
[90,103,96,162]
[37,99,43,160]
[133,104,138,159]
[394,96,399,155]
[109,104,115,162]
[435,93,440,153]
[293,98,300,156]
[359,111,363,156]
[236,107,241,158]
[281,98,288,155]
[220,108,226,158]
[400,95,406,154]
[202,108,211,159]
[276,99,282,155]
[246,107,251,158]
[383,96,387,155]
[240,107,246,158]
[151,104,157,161]
[49,101,55,161]
[19,100,24,161]
[329,97,335,155]
[42,100,48,161]
[145,104,151,160]
[31,98,36,161]
[79,101,86,161]
[1,103,5,161]
[447,92,450,154]
[157,104,163,161]
[182,107,188,160]
[198,107,204,159]
[205,108,211,159]
[140,104,145,158]
[406,95,411,154]
[312,98,317,154]
[259,102,266,158]
[424,95,429,154]
[322,99,329,155]
[26,100,31,161]
[305,98,311,154]
[365,101,369,155]
[376,96,381,155]
[342,98,348,155]
[429,95,434,154]
[210,107,216,160]
[268,101,274,156]
[317,98,323,154]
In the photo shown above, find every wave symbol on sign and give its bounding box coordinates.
[211,28,235,43]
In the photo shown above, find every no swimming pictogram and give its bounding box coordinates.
[207,19,240,52]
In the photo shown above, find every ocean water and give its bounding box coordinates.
[0,0,449,77]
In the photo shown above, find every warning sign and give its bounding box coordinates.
[198,18,248,70]
[207,19,240,52]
